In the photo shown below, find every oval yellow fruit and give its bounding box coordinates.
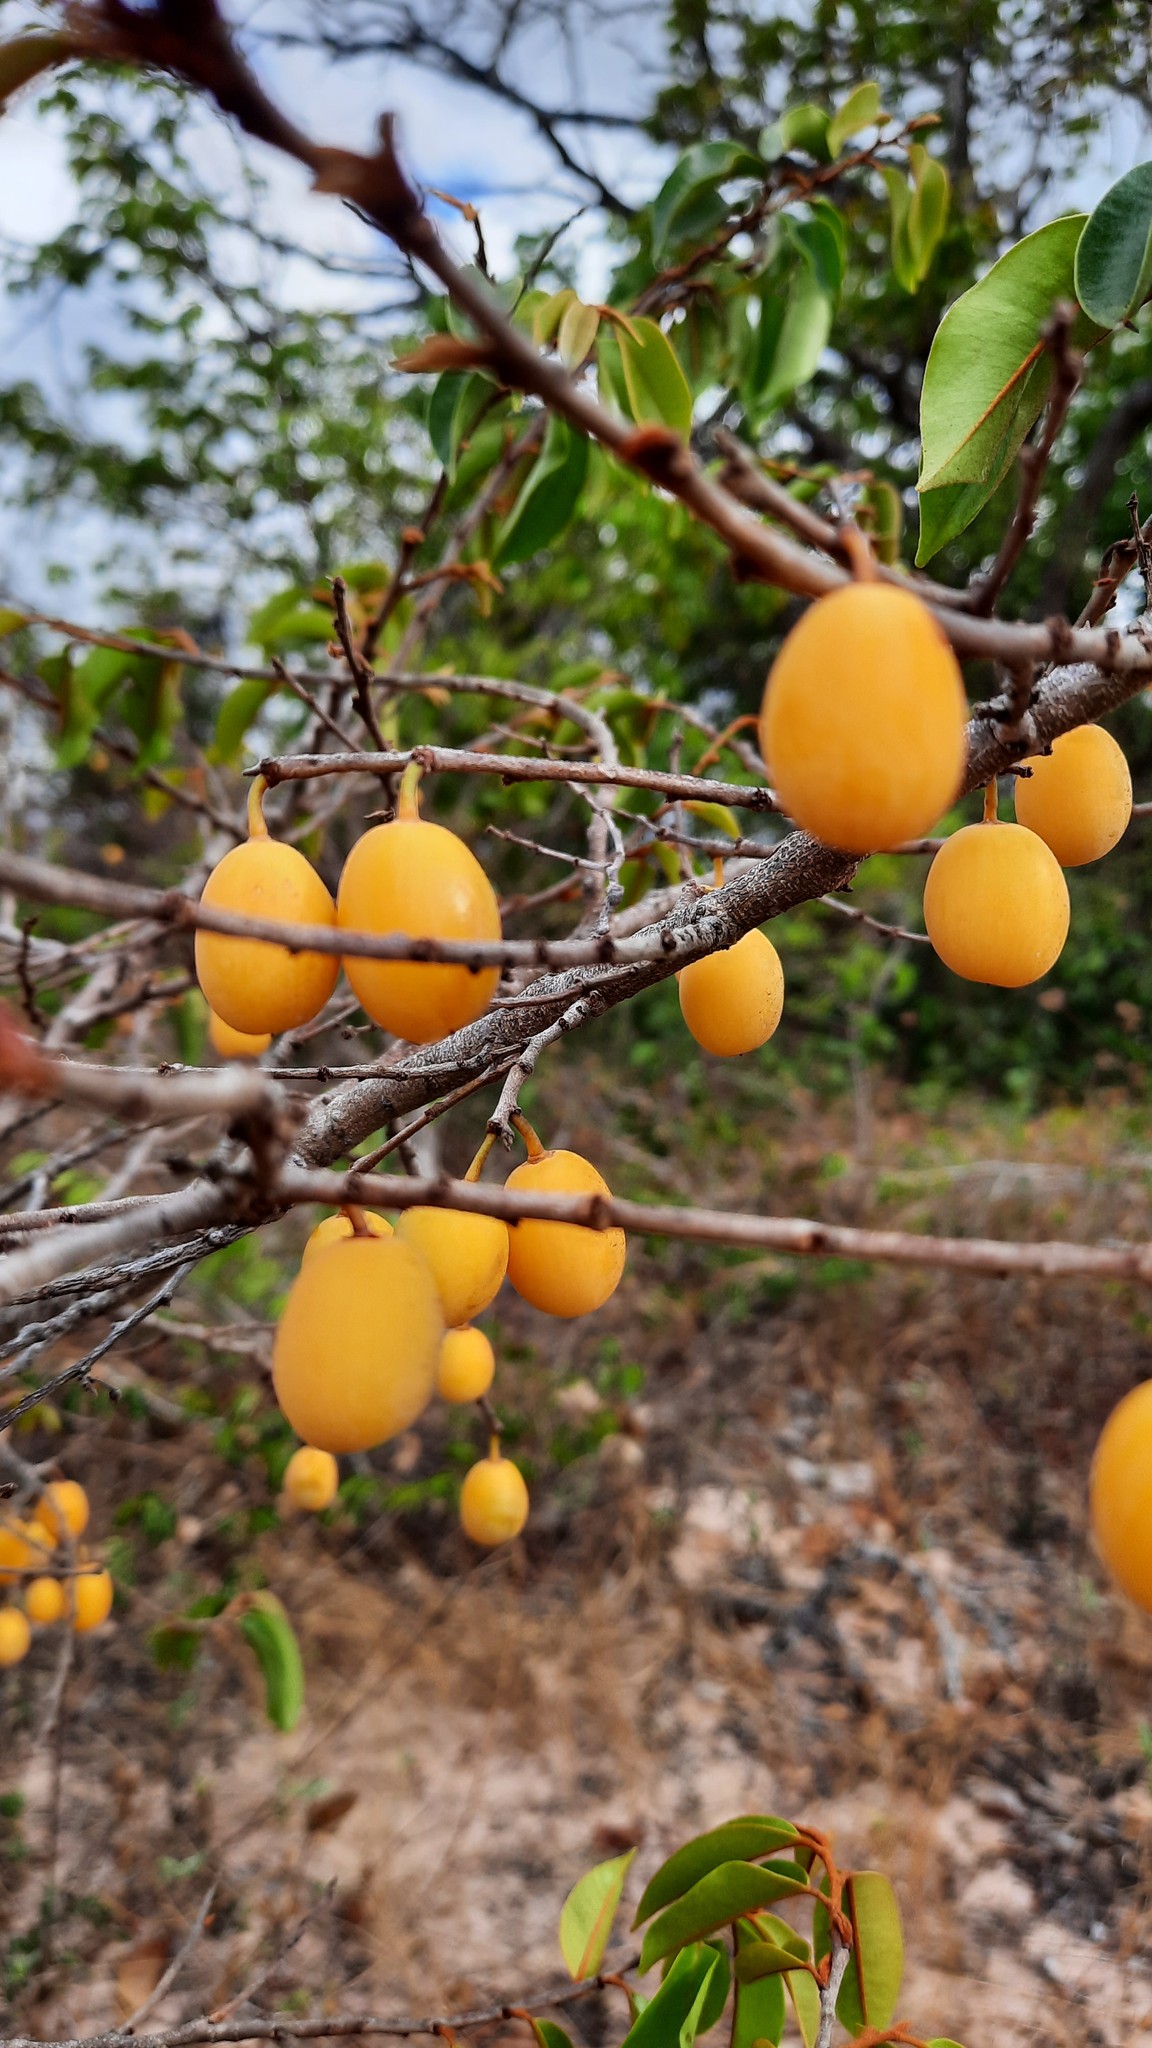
[209,1011,272,1060]
[25,1576,67,1625]
[678,929,784,1056]
[272,1235,442,1452]
[396,1206,509,1328]
[460,1453,529,1546]
[72,1566,114,1633]
[0,1522,35,1587]
[923,821,1069,986]
[36,1479,90,1543]
[1091,1380,1152,1610]
[760,582,968,851]
[302,1208,392,1264]
[437,1326,496,1405]
[0,1606,31,1665]
[505,1148,626,1319]
[1013,724,1132,867]
[337,811,501,1043]
[283,1445,340,1512]
[196,787,339,1035]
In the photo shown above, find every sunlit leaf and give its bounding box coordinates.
[639,1861,810,1973]
[634,1818,798,1926]
[558,1848,636,1980]
[618,317,694,439]
[827,81,885,156]
[557,298,600,370]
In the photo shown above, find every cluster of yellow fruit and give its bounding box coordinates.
[0,1479,113,1666]
[270,1122,624,1546]
[760,581,1132,987]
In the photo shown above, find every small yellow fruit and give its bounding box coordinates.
[505,1144,626,1319]
[678,929,784,1056]
[460,1452,529,1546]
[209,1011,272,1060]
[36,1480,90,1543]
[0,1522,35,1586]
[760,582,968,852]
[437,1326,496,1405]
[0,1606,31,1665]
[25,1577,66,1625]
[195,783,339,1035]
[1091,1380,1152,1610]
[923,821,1069,986]
[1013,724,1132,867]
[396,1207,509,1328]
[336,773,501,1043]
[273,1234,443,1452]
[302,1208,393,1263]
[71,1567,114,1633]
[283,1445,340,1512]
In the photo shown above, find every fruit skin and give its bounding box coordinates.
[0,1607,31,1665]
[396,1206,509,1328]
[505,1150,626,1319]
[0,1523,35,1586]
[283,1445,340,1512]
[25,1576,66,1625]
[272,1235,443,1453]
[209,1011,272,1060]
[437,1326,496,1404]
[759,583,968,852]
[71,1567,114,1633]
[1013,724,1132,866]
[460,1453,529,1546]
[678,929,784,1056]
[1091,1381,1152,1611]
[196,837,339,1035]
[36,1479,90,1542]
[923,821,1069,987]
[302,1209,392,1263]
[336,818,501,1042]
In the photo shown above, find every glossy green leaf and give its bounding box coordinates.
[531,2022,575,2048]
[238,1593,304,1733]
[0,32,74,108]
[682,800,741,839]
[733,1940,804,1983]
[633,1818,799,1926]
[639,1862,810,1974]
[557,298,600,370]
[534,288,577,345]
[652,140,763,260]
[732,1920,786,2048]
[907,146,950,280]
[618,317,694,439]
[816,1872,904,2033]
[786,1968,821,2048]
[621,1944,721,2048]
[758,265,833,411]
[784,210,845,298]
[668,1939,731,2035]
[213,676,274,764]
[884,166,918,293]
[495,415,589,565]
[775,103,830,161]
[827,81,885,156]
[1075,161,1152,325]
[559,1847,637,1980]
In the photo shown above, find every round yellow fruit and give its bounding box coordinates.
[0,1522,35,1586]
[72,1567,114,1633]
[1013,724,1132,867]
[759,582,968,852]
[0,1606,31,1665]
[437,1326,496,1404]
[25,1576,66,1626]
[678,929,784,1056]
[283,1445,340,1512]
[35,1479,89,1543]
[302,1208,392,1264]
[336,775,501,1043]
[505,1147,626,1319]
[396,1206,509,1328]
[923,820,1069,986]
[272,1234,443,1452]
[209,1011,272,1060]
[1090,1380,1152,1610]
[460,1452,529,1546]
[195,785,339,1036]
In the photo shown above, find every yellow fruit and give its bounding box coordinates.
[302,1207,392,1263]
[923,820,1069,986]
[25,1577,66,1625]
[0,1607,30,1665]
[336,770,501,1043]
[35,1479,89,1543]
[1091,1381,1152,1610]
[396,1207,509,1328]
[272,1234,442,1452]
[0,1522,35,1586]
[72,1567,114,1633]
[209,1011,272,1060]
[759,582,968,852]
[195,781,339,1035]
[1013,724,1132,867]
[505,1138,626,1319]
[678,929,784,1056]
[283,1445,340,1512]
[437,1326,496,1404]
[460,1451,529,1546]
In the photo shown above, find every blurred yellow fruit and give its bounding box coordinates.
[302,1208,392,1263]
[72,1567,114,1633]
[25,1577,66,1625]
[1090,1380,1152,1611]
[437,1326,496,1404]
[273,1234,442,1452]
[0,1606,31,1665]
[460,1452,529,1546]
[36,1479,90,1543]
[396,1206,508,1327]
[209,1011,272,1060]
[283,1445,340,1512]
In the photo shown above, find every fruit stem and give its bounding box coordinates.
[464,1131,497,1183]
[510,1112,546,1160]
[982,779,998,824]
[246,775,270,840]
[841,523,878,583]
[342,1204,372,1237]
[488,1432,501,1461]
[397,759,424,822]
[712,856,725,890]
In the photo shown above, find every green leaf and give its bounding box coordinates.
[652,141,764,260]
[916,214,1103,562]
[0,607,28,638]
[238,1592,304,1732]
[757,265,833,413]
[907,146,950,281]
[861,479,904,565]
[0,32,74,109]
[733,1941,803,1982]
[214,676,275,764]
[534,288,577,346]
[682,800,741,839]
[622,1946,722,2048]
[926,2041,968,2047]
[618,317,694,439]
[557,299,600,371]
[558,1847,637,1980]
[530,2024,575,2048]
[1075,161,1152,326]
[784,211,845,299]
[827,81,885,156]
[639,1862,810,1974]
[815,1873,904,2034]
[732,1920,786,2048]
[427,371,494,481]
[634,1819,798,1926]
[666,1940,731,2037]
[778,104,831,160]
[495,415,589,565]
[884,166,917,293]
[785,1968,821,2048]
